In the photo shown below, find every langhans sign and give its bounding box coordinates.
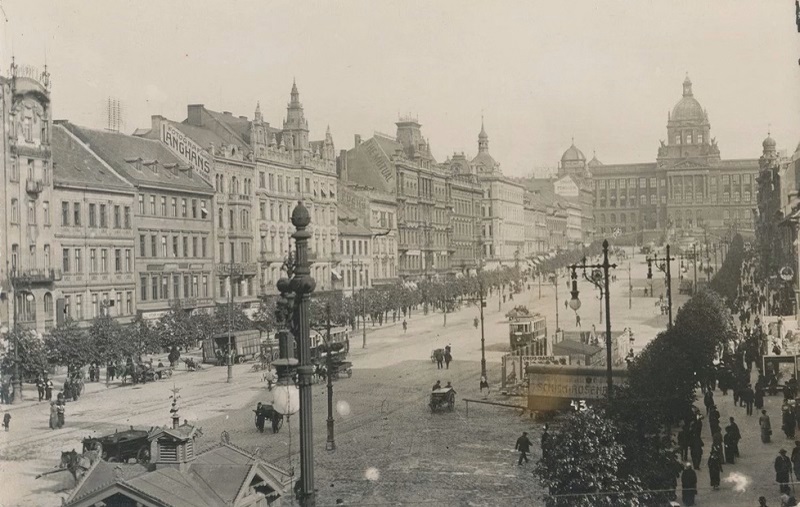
[160,123,211,182]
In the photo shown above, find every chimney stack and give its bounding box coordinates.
[354,134,362,147]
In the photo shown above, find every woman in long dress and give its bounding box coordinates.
[48,402,58,430]
[760,410,772,443]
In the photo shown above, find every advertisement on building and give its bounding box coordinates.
[160,123,212,182]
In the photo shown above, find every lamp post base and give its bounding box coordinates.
[227,363,233,383]
[11,380,22,403]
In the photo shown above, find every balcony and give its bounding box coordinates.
[217,262,259,276]
[26,178,43,195]
[259,252,285,264]
[228,193,251,203]
[10,268,62,285]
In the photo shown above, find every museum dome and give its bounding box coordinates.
[561,142,586,163]
[671,75,705,123]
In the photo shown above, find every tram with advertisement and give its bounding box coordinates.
[310,326,350,362]
[508,306,548,355]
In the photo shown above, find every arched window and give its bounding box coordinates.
[218,208,224,228]
[229,209,235,230]
[232,177,239,194]
[44,292,53,316]
[10,199,18,223]
[610,213,616,224]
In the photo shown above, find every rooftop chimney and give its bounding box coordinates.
[223,111,232,116]
[187,105,204,127]
[354,134,362,147]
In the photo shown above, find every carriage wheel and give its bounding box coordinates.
[137,446,151,464]
[236,355,245,364]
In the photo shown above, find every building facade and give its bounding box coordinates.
[60,122,216,321]
[589,76,759,244]
[52,125,137,328]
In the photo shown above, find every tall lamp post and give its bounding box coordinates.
[276,202,316,507]
[647,245,675,327]
[226,254,245,383]
[464,273,488,379]
[567,240,617,402]
[549,272,559,332]
[312,303,337,452]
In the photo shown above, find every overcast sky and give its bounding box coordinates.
[4,1,799,177]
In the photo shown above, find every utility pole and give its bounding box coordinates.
[693,243,698,295]
[648,245,675,327]
[552,273,559,332]
[628,262,632,309]
[227,253,234,383]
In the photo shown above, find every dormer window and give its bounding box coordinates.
[126,157,143,171]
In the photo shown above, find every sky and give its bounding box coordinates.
[3,0,799,177]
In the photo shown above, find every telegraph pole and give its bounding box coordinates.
[325,304,335,451]
[693,243,698,294]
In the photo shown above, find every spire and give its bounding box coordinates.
[478,116,489,153]
[254,101,262,122]
[683,73,693,97]
[290,78,299,104]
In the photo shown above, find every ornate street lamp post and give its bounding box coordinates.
[647,245,675,327]
[275,202,316,507]
[567,240,617,402]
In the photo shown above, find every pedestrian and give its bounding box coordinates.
[678,426,689,462]
[36,375,45,402]
[432,380,441,391]
[564,299,568,309]
[434,349,443,369]
[254,402,266,433]
[575,313,581,328]
[761,410,773,443]
[515,431,532,465]
[56,399,65,428]
[690,431,704,470]
[756,384,765,410]
[784,405,797,439]
[479,375,489,393]
[723,427,736,464]
[681,462,698,506]
[45,377,53,401]
[708,449,723,490]
[444,349,452,369]
[759,496,768,507]
[791,441,800,482]
[711,430,723,457]
[704,390,714,415]
[2,412,9,431]
[776,448,794,495]
[727,417,741,457]
[402,319,407,333]
[48,401,58,430]
[743,384,755,416]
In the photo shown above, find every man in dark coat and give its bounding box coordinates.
[704,390,714,415]
[515,431,532,465]
[677,426,689,462]
[723,426,736,464]
[791,441,800,482]
[681,462,698,506]
[690,431,704,470]
[776,448,793,495]
[36,376,45,402]
[708,449,723,490]
[254,402,266,433]
[726,417,741,457]
[742,384,755,416]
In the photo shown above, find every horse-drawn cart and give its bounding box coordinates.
[429,387,456,413]
[82,428,151,463]
[254,402,284,433]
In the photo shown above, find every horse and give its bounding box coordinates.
[36,449,96,484]
[121,363,138,385]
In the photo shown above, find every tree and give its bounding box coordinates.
[87,314,125,365]
[45,319,92,371]
[125,313,161,360]
[535,408,644,507]
[708,234,744,308]
[253,295,278,333]
[212,303,252,334]
[1,327,48,380]
[154,303,199,350]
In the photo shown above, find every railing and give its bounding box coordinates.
[10,268,62,284]
[228,193,251,202]
[216,262,259,275]
[259,252,284,263]
[26,178,43,194]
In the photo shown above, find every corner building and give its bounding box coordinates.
[587,76,758,243]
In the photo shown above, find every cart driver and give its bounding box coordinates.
[445,381,456,394]
[432,380,441,391]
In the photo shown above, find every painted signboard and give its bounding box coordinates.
[526,364,629,412]
[160,123,212,182]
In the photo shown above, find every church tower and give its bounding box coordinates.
[283,80,310,159]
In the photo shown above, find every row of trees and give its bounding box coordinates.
[708,233,745,308]
[1,302,254,380]
[536,288,738,506]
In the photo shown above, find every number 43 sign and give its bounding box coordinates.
[571,400,588,412]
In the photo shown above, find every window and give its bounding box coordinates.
[686,132,692,144]
[114,205,121,228]
[202,237,207,257]
[91,294,98,319]
[140,235,146,257]
[100,204,107,228]
[269,173,274,190]
[260,201,266,219]
[89,249,97,273]
[44,293,53,317]
[230,209,235,230]
[184,275,190,299]
[89,203,97,227]
[101,249,108,272]
[172,236,179,257]
[202,275,209,297]
[183,237,189,258]
[64,295,71,319]
[192,237,198,257]
[294,177,300,193]
[124,207,131,228]
[73,203,81,226]
[675,133,681,144]
[151,235,157,257]
[192,199,197,218]
[76,295,83,320]
[171,198,177,217]
[218,208,224,228]
[138,195,144,214]
[42,201,50,226]
[162,276,169,300]
[161,236,167,257]
[152,276,159,300]
[698,133,704,144]
[173,275,180,299]
[75,248,82,272]
[25,201,35,224]
[126,292,133,314]
[192,276,198,297]
[125,249,132,272]
[160,196,167,216]
[116,292,122,315]
[61,248,70,273]
[181,199,187,217]
[10,158,18,181]
[10,199,18,224]
[141,276,148,301]
[44,244,50,269]
[60,202,68,226]
[259,172,265,188]
[200,200,207,219]
[219,242,225,262]
[149,195,156,215]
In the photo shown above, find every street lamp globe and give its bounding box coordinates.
[272,384,300,416]
[568,296,581,311]
[25,293,34,302]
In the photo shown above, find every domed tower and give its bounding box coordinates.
[558,139,587,178]
[471,117,500,174]
[660,75,717,162]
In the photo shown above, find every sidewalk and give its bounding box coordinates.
[689,370,795,506]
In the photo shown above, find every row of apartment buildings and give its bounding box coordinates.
[1,60,768,334]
